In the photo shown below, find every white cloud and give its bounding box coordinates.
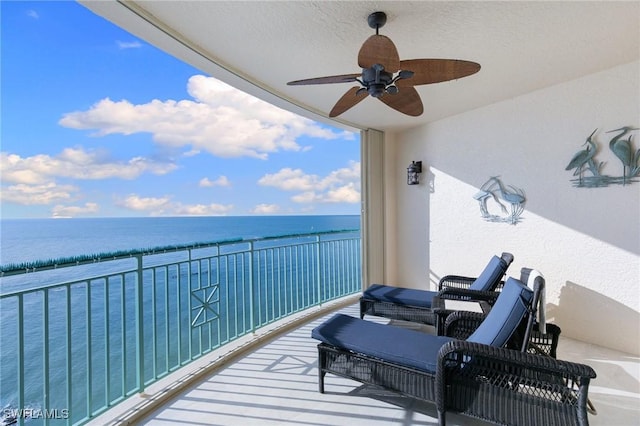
[258,161,361,204]
[0,148,178,210]
[250,203,281,214]
[118,194,171,211]
[199,176,231,187]
[117,40,142,49]
[324,183,360,203]
[290,191,318,203]
[27,10,39,19]
[172,203,234,216]
[52,202,99,218]
[59,75,355,159]
[258,168,316,191]
[183,149,201,157]
[323,162,361,187]
[116,193,233,216]
[0,148,177,185]
[0,182,78,205]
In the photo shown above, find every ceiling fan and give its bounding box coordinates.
[287,11,481,118]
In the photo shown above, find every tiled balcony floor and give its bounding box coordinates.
[119,303,639,425]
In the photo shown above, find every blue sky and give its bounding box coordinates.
[1,2,360,219]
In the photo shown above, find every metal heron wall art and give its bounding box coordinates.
[607,126,640,185]
[474,176,526,225]
[565,128,600,185]
[566,126,640,187]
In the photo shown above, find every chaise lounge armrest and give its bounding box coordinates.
[443,310,563,358]
[442,310,487,340]
[437,287,501,304]
[435,340,596,426]
[438,274,478,291]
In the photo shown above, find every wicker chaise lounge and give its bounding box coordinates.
[360,252,514,325]
[313,277,596,426]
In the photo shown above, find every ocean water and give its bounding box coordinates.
[0,215,360,266]
[0,215,360,423]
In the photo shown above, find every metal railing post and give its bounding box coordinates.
[315,235,322,305]
[86,281,93,417]
[17,294,24,426]
[135,254,145,394]
[43,290,50,426]
[66,285,72,426]
[248,242,255,333]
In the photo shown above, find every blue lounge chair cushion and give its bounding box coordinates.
[362,284,435,308]
[362,254,509,309]
[468,255,509,291]
[312,314,453,373]
[314,277,532,373]
[466,277,533,347]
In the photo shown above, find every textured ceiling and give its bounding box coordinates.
[81,1,639,132]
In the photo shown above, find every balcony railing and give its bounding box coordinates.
[0,230,361,425]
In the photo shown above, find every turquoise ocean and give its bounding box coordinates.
[0,215,360,266]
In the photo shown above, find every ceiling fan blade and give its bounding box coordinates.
[358,35,400,72]
[329,87,368,117]
[379,86,423,116]
[287,73,361,85]
[396,59,481,87]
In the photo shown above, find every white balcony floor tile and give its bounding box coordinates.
[127,304,639,425]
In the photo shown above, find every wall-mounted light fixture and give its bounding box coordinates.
[407,161,422,185]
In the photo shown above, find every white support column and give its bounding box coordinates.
[360,129,386,289]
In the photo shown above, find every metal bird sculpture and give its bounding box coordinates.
[474,176,526,224]
[565,128,598,185]
[607,126,639,185]
[629,135,640,178]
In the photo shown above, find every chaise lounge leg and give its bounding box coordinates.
[318,345,326,393]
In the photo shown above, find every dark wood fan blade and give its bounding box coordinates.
[287,73,361,85]
[329,87,368,117]
[379,86,423,116]
[396,59,481,87]
[358,35,400,72]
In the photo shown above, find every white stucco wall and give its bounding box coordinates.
[387,61,640,355]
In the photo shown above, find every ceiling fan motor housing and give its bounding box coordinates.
[362,66,394,97]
